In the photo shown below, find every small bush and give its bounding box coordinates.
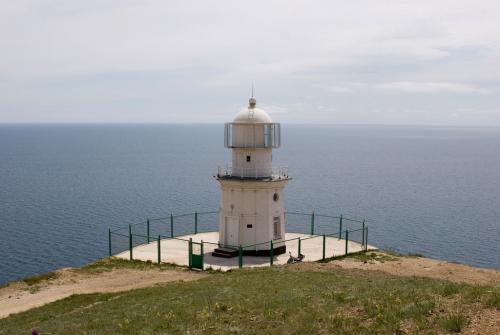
[485,291,500,308]
[441,283,460,296]
[441,313,467,333]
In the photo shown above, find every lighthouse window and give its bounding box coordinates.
[273,193,279,202]
[273,217,281,239]
[246,155,251,162]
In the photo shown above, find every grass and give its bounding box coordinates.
[5,258,177,287]
[440,313,468,333]
[22,272,59,286]
[323,251,398,263]
[75,257,180,274]
[486,291,500,308]
[0,262,498,335]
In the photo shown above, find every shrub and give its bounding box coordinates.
[441,313,467,333]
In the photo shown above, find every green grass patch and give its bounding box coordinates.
[325,251,398,263]
[440,282,462,296]
[75,257,179,274]
[22,272,59,286]
[485,291,500,308]
[406,252,424,258]
[440,313,468,333]
[0,265,496,335]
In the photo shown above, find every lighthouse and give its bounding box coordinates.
[214,96,289,257]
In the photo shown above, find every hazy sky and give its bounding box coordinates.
[1,1,500,125]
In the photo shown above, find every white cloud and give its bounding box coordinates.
[1,1,500,125]
[260,105,289,114]
[327,86,353,94]
[376,82,492,94]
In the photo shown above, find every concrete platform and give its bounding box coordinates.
[115,232,377,271]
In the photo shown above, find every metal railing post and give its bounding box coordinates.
[362,219,365,246]
[310,211,315,235]
[339,214,343,240]
[201,240,204,271]
[365,227,368,251]
[238,245,243,268]
[194,211,198,234]
[157,235,161,264]
[108,228,112,257]
[129,224,133,260]
[147,218,150,243]
[188,238,192,269]
[170,214,174,238]
[322,234,326,260]
[270,240,274,266]
[345,230,349,255]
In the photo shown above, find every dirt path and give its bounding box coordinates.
[336,252,500,285]
[0,267,206,319]
[296,251,500,286]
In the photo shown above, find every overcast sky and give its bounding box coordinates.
[1,1,500,125]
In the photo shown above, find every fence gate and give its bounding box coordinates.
[189,239,204,270]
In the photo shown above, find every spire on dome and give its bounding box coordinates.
[249,83,256,108]
[249,96,257,109]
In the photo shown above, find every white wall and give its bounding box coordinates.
[231,148,272,177]
[218,179,288,250]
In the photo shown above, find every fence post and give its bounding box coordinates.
[322,234,326,260]
[194,211,198,234]
[238,245,243,268]
[339,214,343,240]
[270,240,274,266]
[129,224,133,261]
[201,240,204,271]
[362,219,365,247]
[365,227,368,251]
[108,228,112,257]
[310,211,315,235]
[157,235,161,264]
[147,218,150,243]
[345,230,349,255]
[170,213,174,238]
[188,238,192,269]
[298,237,301,256]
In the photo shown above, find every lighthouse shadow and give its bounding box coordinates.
[202,248,279,270]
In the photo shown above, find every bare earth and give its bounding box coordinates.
[332,252,500,286]
[0,267,206,319]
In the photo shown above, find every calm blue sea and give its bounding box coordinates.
[0,124,499,284]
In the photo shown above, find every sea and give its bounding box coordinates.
[0,124,499,285]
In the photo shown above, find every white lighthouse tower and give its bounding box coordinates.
[214,96,289,257]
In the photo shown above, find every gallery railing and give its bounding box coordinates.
[216,165,288,179]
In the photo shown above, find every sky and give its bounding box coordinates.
[1,0,500,125]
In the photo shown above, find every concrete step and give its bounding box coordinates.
[212,247,239,258]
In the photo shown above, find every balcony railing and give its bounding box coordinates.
[216,165,289,180]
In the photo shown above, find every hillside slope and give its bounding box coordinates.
[0,254,498,334]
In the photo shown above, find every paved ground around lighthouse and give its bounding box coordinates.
[115,232,377,270]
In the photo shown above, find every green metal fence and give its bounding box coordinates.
[108,210,369,271]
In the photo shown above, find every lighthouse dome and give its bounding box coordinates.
[233,97,272,123]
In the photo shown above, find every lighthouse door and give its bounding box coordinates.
[225,216,239,247]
